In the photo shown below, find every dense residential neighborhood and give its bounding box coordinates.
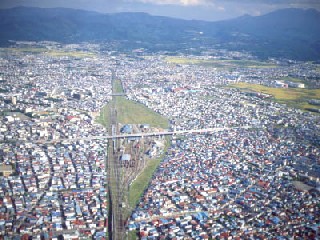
[0,43,111,239]
[0,42,320,239]
[118,53,320,239]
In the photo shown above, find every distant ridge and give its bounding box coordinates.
[0,7,320,60]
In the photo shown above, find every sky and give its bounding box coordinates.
[0,0,319,21]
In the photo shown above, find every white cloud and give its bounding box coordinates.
[217,5,225,11]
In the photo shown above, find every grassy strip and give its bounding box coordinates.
[128,158,161,208]
[129,136,171,209]
[96,104,110,127]
[128,230,138,240]
[229,82,320,111]
[114,79,124,93]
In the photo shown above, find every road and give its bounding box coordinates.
[35,126,255,144]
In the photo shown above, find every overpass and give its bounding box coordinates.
[35,126,254,144]
[110,93,126,96]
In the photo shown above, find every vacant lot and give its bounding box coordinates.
[292,181,313,192]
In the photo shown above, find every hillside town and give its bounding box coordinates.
[0,42,320,239]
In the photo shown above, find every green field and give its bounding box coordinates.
[97,81,169,129]
[166,56,278,69]
[116,97,169,129]
[114,79,124,93]
[229,82,320,111]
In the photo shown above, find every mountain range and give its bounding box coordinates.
[1,7,320,60]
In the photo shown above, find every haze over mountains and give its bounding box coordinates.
[1,7,320,60]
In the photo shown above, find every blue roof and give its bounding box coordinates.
[128,224,136,229]
[96,231,106,237]
[121,125,132,133]
[160,218,169,224]
[271,216,281,224]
